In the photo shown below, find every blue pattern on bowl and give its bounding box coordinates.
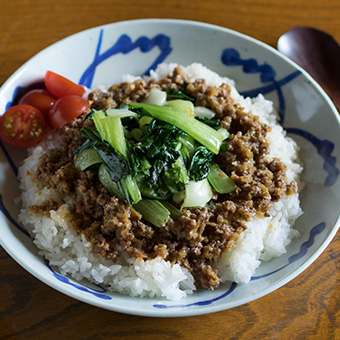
[0,20,339,315]
[79,29,172,88]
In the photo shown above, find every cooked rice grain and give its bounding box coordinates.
[18,63,303,300]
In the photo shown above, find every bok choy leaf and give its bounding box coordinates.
[129,102,224,154]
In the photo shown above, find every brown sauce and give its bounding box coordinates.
[29,67,297,289]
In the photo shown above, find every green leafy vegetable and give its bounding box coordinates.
[207,163,236,194]
[161,201,182,220]
[195,116,221,127]
[129,102,224,154]
[194,106,216,119]
[92,111,142,204]
[167,85,195,102]
[94,142,129,183]
[120,175,142,204]
[133,199,170,227]
[98,164,124,198]
[173,179,213,208]
[74,148,102,171]
[164,99,195,116]
[93,111,127,157]
[188,146,214,181]
[129,119,186,197]
[75,125,101,155]
[74,98,236,220]
[75,126,136,203]
[143,88,167,105]
[84,108,99,121]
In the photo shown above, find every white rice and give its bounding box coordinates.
[17,63,303,300]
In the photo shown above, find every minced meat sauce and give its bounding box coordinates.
[29,67,297,290]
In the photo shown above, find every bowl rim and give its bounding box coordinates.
[1,18,340,317]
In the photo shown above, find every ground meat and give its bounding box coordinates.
[29,199,61,217]
[30,68,298,290]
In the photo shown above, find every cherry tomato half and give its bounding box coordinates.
[48,95,90,129]
[18,89,56,117]
[0,105,47,148]
[44,71,85,99]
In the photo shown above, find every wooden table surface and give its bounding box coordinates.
[1,0,340,339]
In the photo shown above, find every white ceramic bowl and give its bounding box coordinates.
[1,19,340,317]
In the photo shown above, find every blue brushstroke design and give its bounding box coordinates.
[0,35,334,308]
[251,222,326,280]
[0,185,111,300]
[0,140,18,176]
[287,222,326,263]
[221,48,302,125]
[239,70,301,98]
[0,193,30,237]
[222,48,284,124]
[154,222,326,309]
[79,30,172,88]
[5,81,45,111]
[221,48,338,186]
[46,260,112,300]
[84,283,108,293]
[153,282,237,309]
[5,86,27,110]
[221,48,277,82]
[286,128,339,186]
[240,70,301,124]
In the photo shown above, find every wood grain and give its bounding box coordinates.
[1,235,339,340]
[1,0,340,339]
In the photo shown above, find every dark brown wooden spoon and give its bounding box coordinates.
[277,26,340,111]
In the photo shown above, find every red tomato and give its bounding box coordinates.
[48,95,90,129]
[44,71,85,98]
[18,89,56,117]
[0,105,46,148]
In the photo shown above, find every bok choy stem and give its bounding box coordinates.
[93,110,142,204]
[129,102,223,154]
[93,111,127,157]
[207,163,236,194]
[133,199,170,227]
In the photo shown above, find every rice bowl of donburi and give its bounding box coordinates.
[0,19,339,317]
